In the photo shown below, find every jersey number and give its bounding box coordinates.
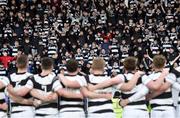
[42,86,47,92]
[15,81,21,88]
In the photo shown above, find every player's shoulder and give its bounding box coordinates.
[115,74,125,80]
[0,76,8,80]
[26,72,33,76]
[76,74,86,80]
[10,73,16,77]
[141,74,149,81]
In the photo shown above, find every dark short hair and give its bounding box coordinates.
[41,57,53,70]
[123,57,137,71]
[66,59,78,73]
[16,54,28,69]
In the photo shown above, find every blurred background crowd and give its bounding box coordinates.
[0,0,179,76]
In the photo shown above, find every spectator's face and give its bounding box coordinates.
[139,19,144,24]
[9,12,13,16]
[15,23,19,27]
[15,41,19,46]
[118,20,123,24]
[2,52,7,56]
[171,28,176,32]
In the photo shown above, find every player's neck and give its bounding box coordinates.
[92,70,104,75]
[125,70,135,74]
[154,68,163,72]
[17,68,27,73]
[41,70,52,76]
[67,71,78,76]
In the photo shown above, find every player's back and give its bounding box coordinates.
[9,72,34,118]
[31,72,58,117]
[87,74,114,114]
[59,74,85,113]
[148,72,173,109]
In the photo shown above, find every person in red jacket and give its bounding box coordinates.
[0,51,16,69]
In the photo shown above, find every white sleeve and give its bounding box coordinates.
[142,75,151,85]
[177,77,180,83]
[128,85,149,102]
[165,73,176,84]
[24,79,33,89]
[53,79,62,92]
[172,82,180,91]
[0,76,9,86]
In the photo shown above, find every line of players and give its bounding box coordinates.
[0,54,180,118]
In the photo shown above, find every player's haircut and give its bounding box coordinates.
[41,57,53,70]
[91,57,105,71]
[66,59,78,73]
[153,55,166,69]
[16,54,28,69]
[123,57,137,71]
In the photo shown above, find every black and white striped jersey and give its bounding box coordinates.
[0,0,7,5]
[9,72,33,98]
[111,65,121,74]
[88,54,97,65]
[121,52,129,62]
[86,74,115,114]
[59,74,87,113]
[1,72,34,113]
[172,76,180,105]
[162,42,172,52]
[48,44,57,57]
[110,44,119,55]
[169,32,177,40]
[25,72,61,116]
[0,67,7,77]
[150,44,160,55]
[41,35,48,46]
[75,54,84,62]
[101,54,109,65]
[119,73,148,110]
[58,64,67,71]
[144,72,175,109]
[0,76,7,112]
[11,46,18,57]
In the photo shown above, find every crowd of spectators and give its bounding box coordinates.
[0,0,179,77]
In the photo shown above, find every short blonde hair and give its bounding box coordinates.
[91,57,105,71]
[153,55,166,69]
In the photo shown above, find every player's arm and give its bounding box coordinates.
[8,93,33,105]
[7,85,31,97]
[58,74,81,88]
[0,76,9,89]
[0,103,8,110]
[88,76,122,91]
[53,77,83,99]
[80,86,112,99]
[146,73,175,100]
[30,89,58,102]
[146,82,171,100]
[7,76,35,97]
[118,71,144,91]
[120,85,149,107]
[56,88,83,99]
[0,81,6,89]
[145,69,169,91]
